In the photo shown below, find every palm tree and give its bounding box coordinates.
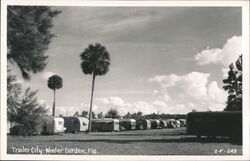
[47,75,63,116]
[80,43,111,133]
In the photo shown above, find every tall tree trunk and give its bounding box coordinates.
[87,73,96,133]
[52,89,56,117]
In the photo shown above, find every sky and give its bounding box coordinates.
[12,7,242,116]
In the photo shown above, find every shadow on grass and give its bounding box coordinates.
[89,133,187,136]
[51,137,242,145]
[88,129,187,136]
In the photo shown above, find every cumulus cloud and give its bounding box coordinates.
[149,74,181,88]
[41,71,56,80]
[149,72,227,113]
[97,96,132,113]
[49,71,228,116]
[96,96,161,115]
[152,100,167,107]
[194,36,242,76]
[106,96,127,106]
[194,47,223,65]
[207,81,227,101]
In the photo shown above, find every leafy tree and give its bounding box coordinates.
[11,88,48,136]
[105,108,119,119]
[73,111,80,117]
[223,55,242,111]
[123,112,132,119]
[80,111,96,119]
[130,111,144,120]
[131,113,137,119]
[81,111,88,117]
[47,75,63,116]
[146,113,158,119]
[7,6,60,79]
[80,43,111,133]
[97,112,103,118]
[137,111,143,116]
[7,68,22,123]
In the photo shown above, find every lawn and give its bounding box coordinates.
[7,127,242,155]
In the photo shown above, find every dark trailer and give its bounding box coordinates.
[186,111,242,139]
[63,117,80,133]
[150,119,161,129]
[91,119,119,132]
[119,119,136,131]
[136,119,151,130]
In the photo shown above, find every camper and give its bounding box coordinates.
[119,119,136,130]
[174,120,181,128]
[142,119,151,130]
[166,119,176,128]
[91,119,119,132]
[178,119,186,127]
[77,117,89,132]
[186,111,242,139]
[63,117,80,133]
[135,119,144,130]
[160,120,167,128]
[42,117,66,135]
[150,119,161,129]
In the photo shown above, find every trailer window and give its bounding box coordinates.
[58,121,63,125]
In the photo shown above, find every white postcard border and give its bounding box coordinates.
[1,0,249,160]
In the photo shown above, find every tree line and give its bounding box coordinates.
[70,109,191,120]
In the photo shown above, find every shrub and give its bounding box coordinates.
[12,88,48,136]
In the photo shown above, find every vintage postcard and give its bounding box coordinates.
[1,0,249,160]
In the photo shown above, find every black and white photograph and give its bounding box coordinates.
[1,0,249,160]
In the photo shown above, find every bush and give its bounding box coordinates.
[11,88,48,136]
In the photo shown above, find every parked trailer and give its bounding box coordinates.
[150,119,161,129]
[174,120,181,128]
[186,111,242,139]
[135,119,144,130]
[166,119,176,128]
[77,117,89,132]
[63,117,80,133]
[160,120,167,128]
[62,117,89,133]
[91,119,119,132]
[178,119,186,127]
[42,117,66,135]
[119,119,136,130]
[142,119,151,129]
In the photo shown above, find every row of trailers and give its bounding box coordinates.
[10,117,186,135]
[74,118,185,132]
[8,117,89,135]
[26,111,241,140]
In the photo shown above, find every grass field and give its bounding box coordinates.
[7,127,242,155]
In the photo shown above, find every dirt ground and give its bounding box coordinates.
[7,127,242,155]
